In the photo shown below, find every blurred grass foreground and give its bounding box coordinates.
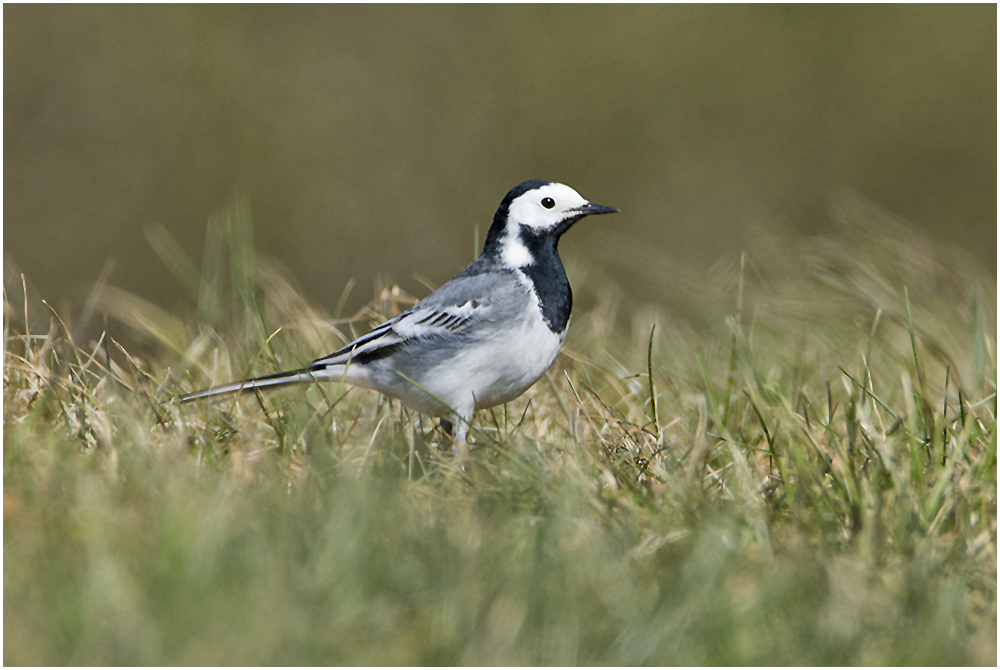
[3,194,996,665]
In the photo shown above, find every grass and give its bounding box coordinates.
[4,194,996,665]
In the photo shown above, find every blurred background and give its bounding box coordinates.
[4,5,996,339]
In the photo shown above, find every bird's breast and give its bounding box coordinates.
[420,305,565,412]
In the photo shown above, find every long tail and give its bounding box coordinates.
[178,367,327,403]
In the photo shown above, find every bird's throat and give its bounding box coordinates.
[517,228,572,334]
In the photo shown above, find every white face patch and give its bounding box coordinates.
[499,182,591,268]
[506,183,590,232]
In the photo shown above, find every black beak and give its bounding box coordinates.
[553,201,618,238]
[571,202,619,216]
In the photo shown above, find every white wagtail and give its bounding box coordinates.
[179,180,618,443]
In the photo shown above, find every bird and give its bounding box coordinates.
[178,180,618,444]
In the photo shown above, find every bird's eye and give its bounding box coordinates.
[541,197,555,209]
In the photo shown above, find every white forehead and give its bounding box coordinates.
[507,182,589,230]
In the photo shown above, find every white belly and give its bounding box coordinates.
[405,309,564,415]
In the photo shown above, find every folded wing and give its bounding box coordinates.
[311,293,492,368]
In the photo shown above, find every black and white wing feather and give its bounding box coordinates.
[311,290,493,369]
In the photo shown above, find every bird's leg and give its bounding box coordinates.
[444,397,474,458]
[437,417,467,456]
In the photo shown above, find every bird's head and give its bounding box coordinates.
[484,180,618,268]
